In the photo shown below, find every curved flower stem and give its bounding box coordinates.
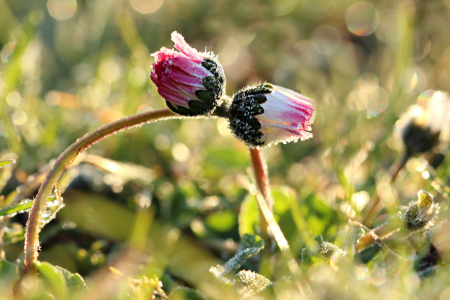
[24,108,187,276]
[249,148,272,240]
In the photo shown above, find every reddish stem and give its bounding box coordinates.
[249,148,272,238]
[24,108,179,276]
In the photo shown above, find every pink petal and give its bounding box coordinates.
[158,87,191,107]
[258,94,315,130]
[169,68,204,87]
[272,85,316,107]
[171,56,212,78]
[151,47,182,63]
[150,71,160,85]
[159,76,199,99]
[171,31,204,63]
[258,121,313,146]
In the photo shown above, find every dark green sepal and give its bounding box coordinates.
[165,100,212,116]
[248,117,262,129]
[229,84,273,147]
[202,59,224,82]
[202,76,222,93]
[188,100,210,114]
[253,94,267,104]
[252,105,264,115]
[195,90,215,104]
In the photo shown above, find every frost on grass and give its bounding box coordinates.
[234,270,271,298]
[397,190,439,232]
[210,234,271,298]
[210,234,264,279]
[301,235,347,270]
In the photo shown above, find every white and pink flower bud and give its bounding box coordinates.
[150,32,226,116]
[229,83,316,147]
[395,91,450,155]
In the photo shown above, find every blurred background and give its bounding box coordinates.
[1,0,450,298]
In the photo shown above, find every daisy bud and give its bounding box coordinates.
[396,91,450,155]
[229,83,316,147]
[400,190,439,231]
[150,32,226,116]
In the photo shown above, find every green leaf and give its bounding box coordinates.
[238,194,259,237]
[0,195,61,219]
[34,261,86,299]
[224,234,264,274]
[301,235,347,271]
[0,259,19,284]
[0,199,33,217]
[0,159,15,169]
[234,270,271,299]
[210,234,264,283]
[205,210,236,233]
[2,226,25,244]
[237,234,264,253]
[170,287,206,300]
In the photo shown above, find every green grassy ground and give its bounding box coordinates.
[1,0,450,299]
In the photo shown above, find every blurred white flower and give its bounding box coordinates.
[395,90,450,155]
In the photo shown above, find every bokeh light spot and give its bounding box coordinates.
[99,57,123,83]
[402,67,426,95]
[413,29,431,61]
[311,25,341,55]
[365,87,388,117]
[128,67,147,87]
[219,38,240,67]
[6,91,22,107]
[172,143,190,162]
[12,110,28,126]
[1,42,16,63]
[47,0,77,20]
[345,2,379,36]
[376,9,399,42]
[130,0,163,14]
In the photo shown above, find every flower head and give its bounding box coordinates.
[395,91,450,155]
[150,32,226,116]
[400,190,439,231]
[229,83,316,147]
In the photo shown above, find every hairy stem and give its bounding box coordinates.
[248,148,306,294]
[249,148,272,239]
[23,103,233,277]
[24,108,183,276]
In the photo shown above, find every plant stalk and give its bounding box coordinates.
[249,148,272,239]
[24,108,184,276]
[355,220,401,253]
[248,148,306,294]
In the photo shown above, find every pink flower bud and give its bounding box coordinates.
[229,83,316,147]
[150,32,226,116]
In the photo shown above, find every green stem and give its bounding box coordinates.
[24,108,184,276]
